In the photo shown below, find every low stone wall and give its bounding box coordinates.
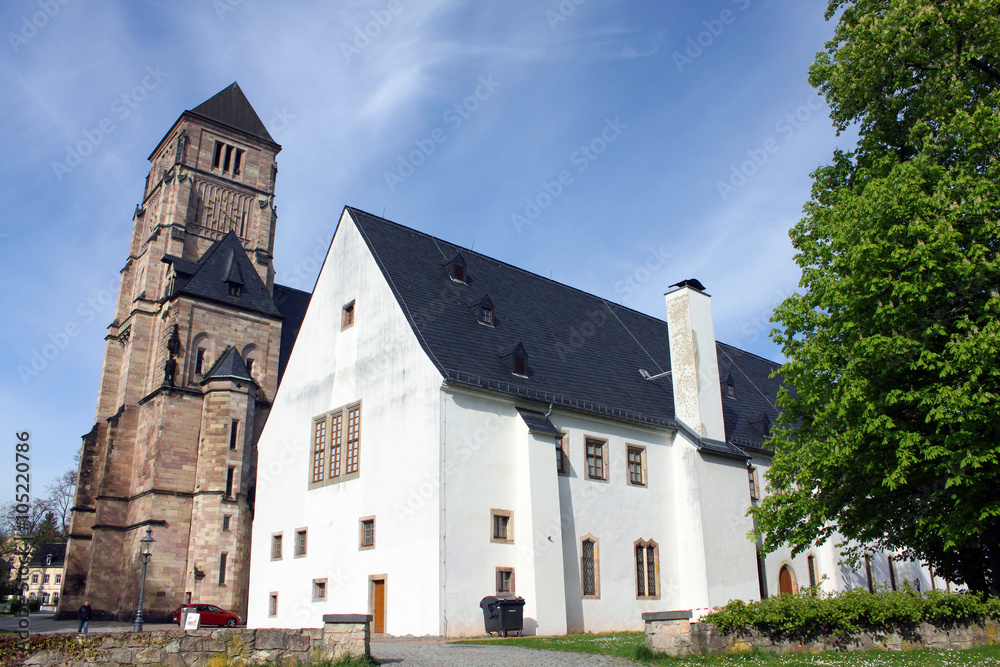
[15,615,371,666]
[643,610,999,657]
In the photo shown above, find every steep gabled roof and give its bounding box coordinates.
[188,82,276,144]
[200,345,257,386]
[163,231,281,318]
[346,207,781,452]
[348,207,680,428]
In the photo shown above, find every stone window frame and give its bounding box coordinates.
[218,552,228,586]
[748,465,761,502]
[584,436,608,482]
[490,509,513,544]
[309,401,363,490]
[295,528,307,558]
[268,592,278,617]
[312,578,328,602]
[222,514,231,531]
[807,554,818,588]
[626,444,647,487]
[271,533,283,560]
[556,432,570,476]
[634,538,660,600]
[581,533,600,599]
[496,567,514,595]
[359,516,376,550]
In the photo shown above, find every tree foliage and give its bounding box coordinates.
[753,0,1000,596]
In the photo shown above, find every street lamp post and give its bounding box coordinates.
[132,528,155,632]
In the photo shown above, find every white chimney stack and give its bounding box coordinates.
[664,280,726,442]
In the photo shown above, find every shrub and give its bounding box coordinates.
[703,589,996,638]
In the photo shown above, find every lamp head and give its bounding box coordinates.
[139,527,155,555]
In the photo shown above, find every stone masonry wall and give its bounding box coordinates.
[644,612,999,657]
[17,616,370,667]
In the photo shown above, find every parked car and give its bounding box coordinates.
[172,603,242,627]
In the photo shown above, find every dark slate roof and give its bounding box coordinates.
[515,408,561,436]
[188,82,276,145]
[348,207,677,430]
[163,231,282,318]
[273,284,312,382]
[716,342,782,451]
[200,345,257,386]
[27,543,66,568]
[348,207,781,453]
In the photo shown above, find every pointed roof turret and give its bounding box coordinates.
[200,346,257,386]
[189,82,275,144]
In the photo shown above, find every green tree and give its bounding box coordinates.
[753,0,1000,596]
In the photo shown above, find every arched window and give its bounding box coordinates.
[581,534,600,598]
[242,344,258,378]
[190,333,212,381]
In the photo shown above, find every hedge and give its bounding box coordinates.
[703,588,1000,638]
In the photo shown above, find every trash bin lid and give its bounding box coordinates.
[496,596,525,606]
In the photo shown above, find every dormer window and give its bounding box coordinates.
[473,295,494,326]
[224,252,244,297]
[447,253,467,283]
[725,373,735,398]
[500,342,529,377]
[227,282,242,297]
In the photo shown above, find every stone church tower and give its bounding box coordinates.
[58,83,310,621]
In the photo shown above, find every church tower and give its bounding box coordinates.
[59,83,310,621]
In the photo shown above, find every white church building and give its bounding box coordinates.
[246,207,947,636]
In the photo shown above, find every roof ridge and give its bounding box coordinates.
[716,340,781,367]
[345,206,673,329]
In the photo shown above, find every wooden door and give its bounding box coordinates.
[778,566,794,595]
[372,579,385,633]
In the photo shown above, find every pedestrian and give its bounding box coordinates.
[78,600,92,633]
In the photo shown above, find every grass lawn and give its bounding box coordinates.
[454,632,1000,666]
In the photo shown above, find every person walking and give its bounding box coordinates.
[77,600,92,633]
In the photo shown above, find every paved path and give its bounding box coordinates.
[372,637,638,666]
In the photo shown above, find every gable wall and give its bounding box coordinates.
[248,210,444,631]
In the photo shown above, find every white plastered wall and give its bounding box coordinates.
[247,209,444,633]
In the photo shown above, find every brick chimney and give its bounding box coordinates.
[664,280,725,441]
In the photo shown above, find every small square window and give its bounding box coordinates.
[627,446,646,486]
[360,517,375,550]
[452,264,466,282]
[491,509,512,544]
[271,533,283,560]
[295,529,307,557]
[342,301,355,330]
[268,592,278,617]
[585,437,607,481]
[496,567,514,595]
[222,515,231,531]
[313,578,327,601]
[479,306,493,326]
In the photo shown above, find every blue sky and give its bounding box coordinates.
[0,1,848,503]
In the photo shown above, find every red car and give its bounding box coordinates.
[172,603,242,627]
